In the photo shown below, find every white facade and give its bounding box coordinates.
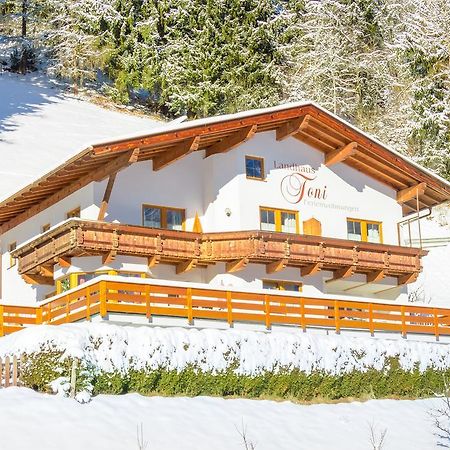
[1,130,407,305]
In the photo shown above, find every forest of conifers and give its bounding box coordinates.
[1,0,449,180]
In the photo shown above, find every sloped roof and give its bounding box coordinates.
[1,101,449,232]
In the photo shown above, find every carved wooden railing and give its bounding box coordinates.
[14,219,425,283]
[0,277,448,339]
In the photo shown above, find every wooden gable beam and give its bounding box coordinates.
[325,142,358,167]
[397,182,427,204]
[0,148,141,234]
[176,258,197,274]
[205,125,257,158]
[39,265,53,278]
[152,136,200,171]
[226,258,248,273]
[266,258,288,274]
[301,262,322,277]
[366,269,385,283]
[276,115,311,141]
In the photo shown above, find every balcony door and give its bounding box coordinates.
[143,205,185,231]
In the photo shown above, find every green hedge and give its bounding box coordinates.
[18,352,450,401]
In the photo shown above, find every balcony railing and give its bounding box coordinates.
[0,276,448,338]
[13,219,425,284]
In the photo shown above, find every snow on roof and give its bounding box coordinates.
[0,72,163,202]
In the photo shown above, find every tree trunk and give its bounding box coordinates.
[21,0,27,38]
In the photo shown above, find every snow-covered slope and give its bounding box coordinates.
[0,387,443,450]
[0,72,162,200]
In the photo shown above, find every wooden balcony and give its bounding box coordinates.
[13,219,425,286]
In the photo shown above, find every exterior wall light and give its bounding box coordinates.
[225,208,232,217]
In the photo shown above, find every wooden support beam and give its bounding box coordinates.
[148,255,161,268]
[97,173,117,221]
[366,269,385,283]
[176,259,197,274]
[397,182,427,204]
[328,265,355,282]
[325,142,358,167]
[21,274,53,285]
[276,115,310,141]
[205,125,257,158]
[57,256,71,268]
[39,265,53,278]
[0,148,141,234]
[152,136,200,171]
[398,272,418,286]
[102,250,117,265]
[226,258,249,273]
[266,258,288,274]
[301,262,322,277]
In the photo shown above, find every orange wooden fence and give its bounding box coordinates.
[0,356,20,387]
[1,279,450,339]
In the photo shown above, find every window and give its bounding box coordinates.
[66,207,80,219]
[263,280,302,292]
[347,219,382,243]
[8,242,16,268]
[245,156,264,180]
[142,205,185,231]
[42,223,50,233]
[260,207,299,234]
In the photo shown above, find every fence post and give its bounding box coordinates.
[70,359,78,398]
[99,281,107,318]
[401,306,406,338]
[12,356,17,387]
[0,305,4,337]
[226,291,233,327]
[264,294,270,330]
[187,288,193,325]
[433,308,439,341]
[334,300,340,334]
[65,295,70,323]
[369,304,374,336]
[300,297,306,332]
[4,356,10,387]
[145,285,151,319]
[86,287,91,321]
[35,307,42,326]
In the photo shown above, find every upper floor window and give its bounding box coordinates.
[263,280,302,292]
[8,242,16,268]
[66,207,80,219]
[260,207,298,234]
[143,205,185,231]
[347,219,382,243]
[245,156,264,180]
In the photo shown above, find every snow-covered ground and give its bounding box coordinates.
[0,72,161,200]
[0,387,444,449]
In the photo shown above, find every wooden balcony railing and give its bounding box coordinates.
[0,277,448,339]
[13,219,425,285]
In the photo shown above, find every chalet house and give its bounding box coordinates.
[1,102,449,336]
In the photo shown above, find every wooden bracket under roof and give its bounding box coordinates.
[366,269,385,283]
[327,265,355,282]
[397,182,427,204]
[226,258,249,273]
[176,258,197,274]
[301,262,322,277]
[325,142,358,167]
[205,125,257,158]
[398,272,418,286]
[266,258,289,274]
[152,136,200,171]
[276,115,310,141]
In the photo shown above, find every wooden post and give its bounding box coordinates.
[65,296,70,323]
[334,300,340,334]
[145,285,151,319]
[70,359,78,398]
[300,297,306,332]
[99,281,107,318]
[86,287,91,321]
[0,357,3,387]
[433,308,439,341]
[12,356,18,386]
[35,307,42,325]
[264,294,270,330]
[369,304,374,336]
[187,288,193,325]
[401,306,406,338]
[226,291,233,327]
[4,356,10,387]
[97,173,117,221]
